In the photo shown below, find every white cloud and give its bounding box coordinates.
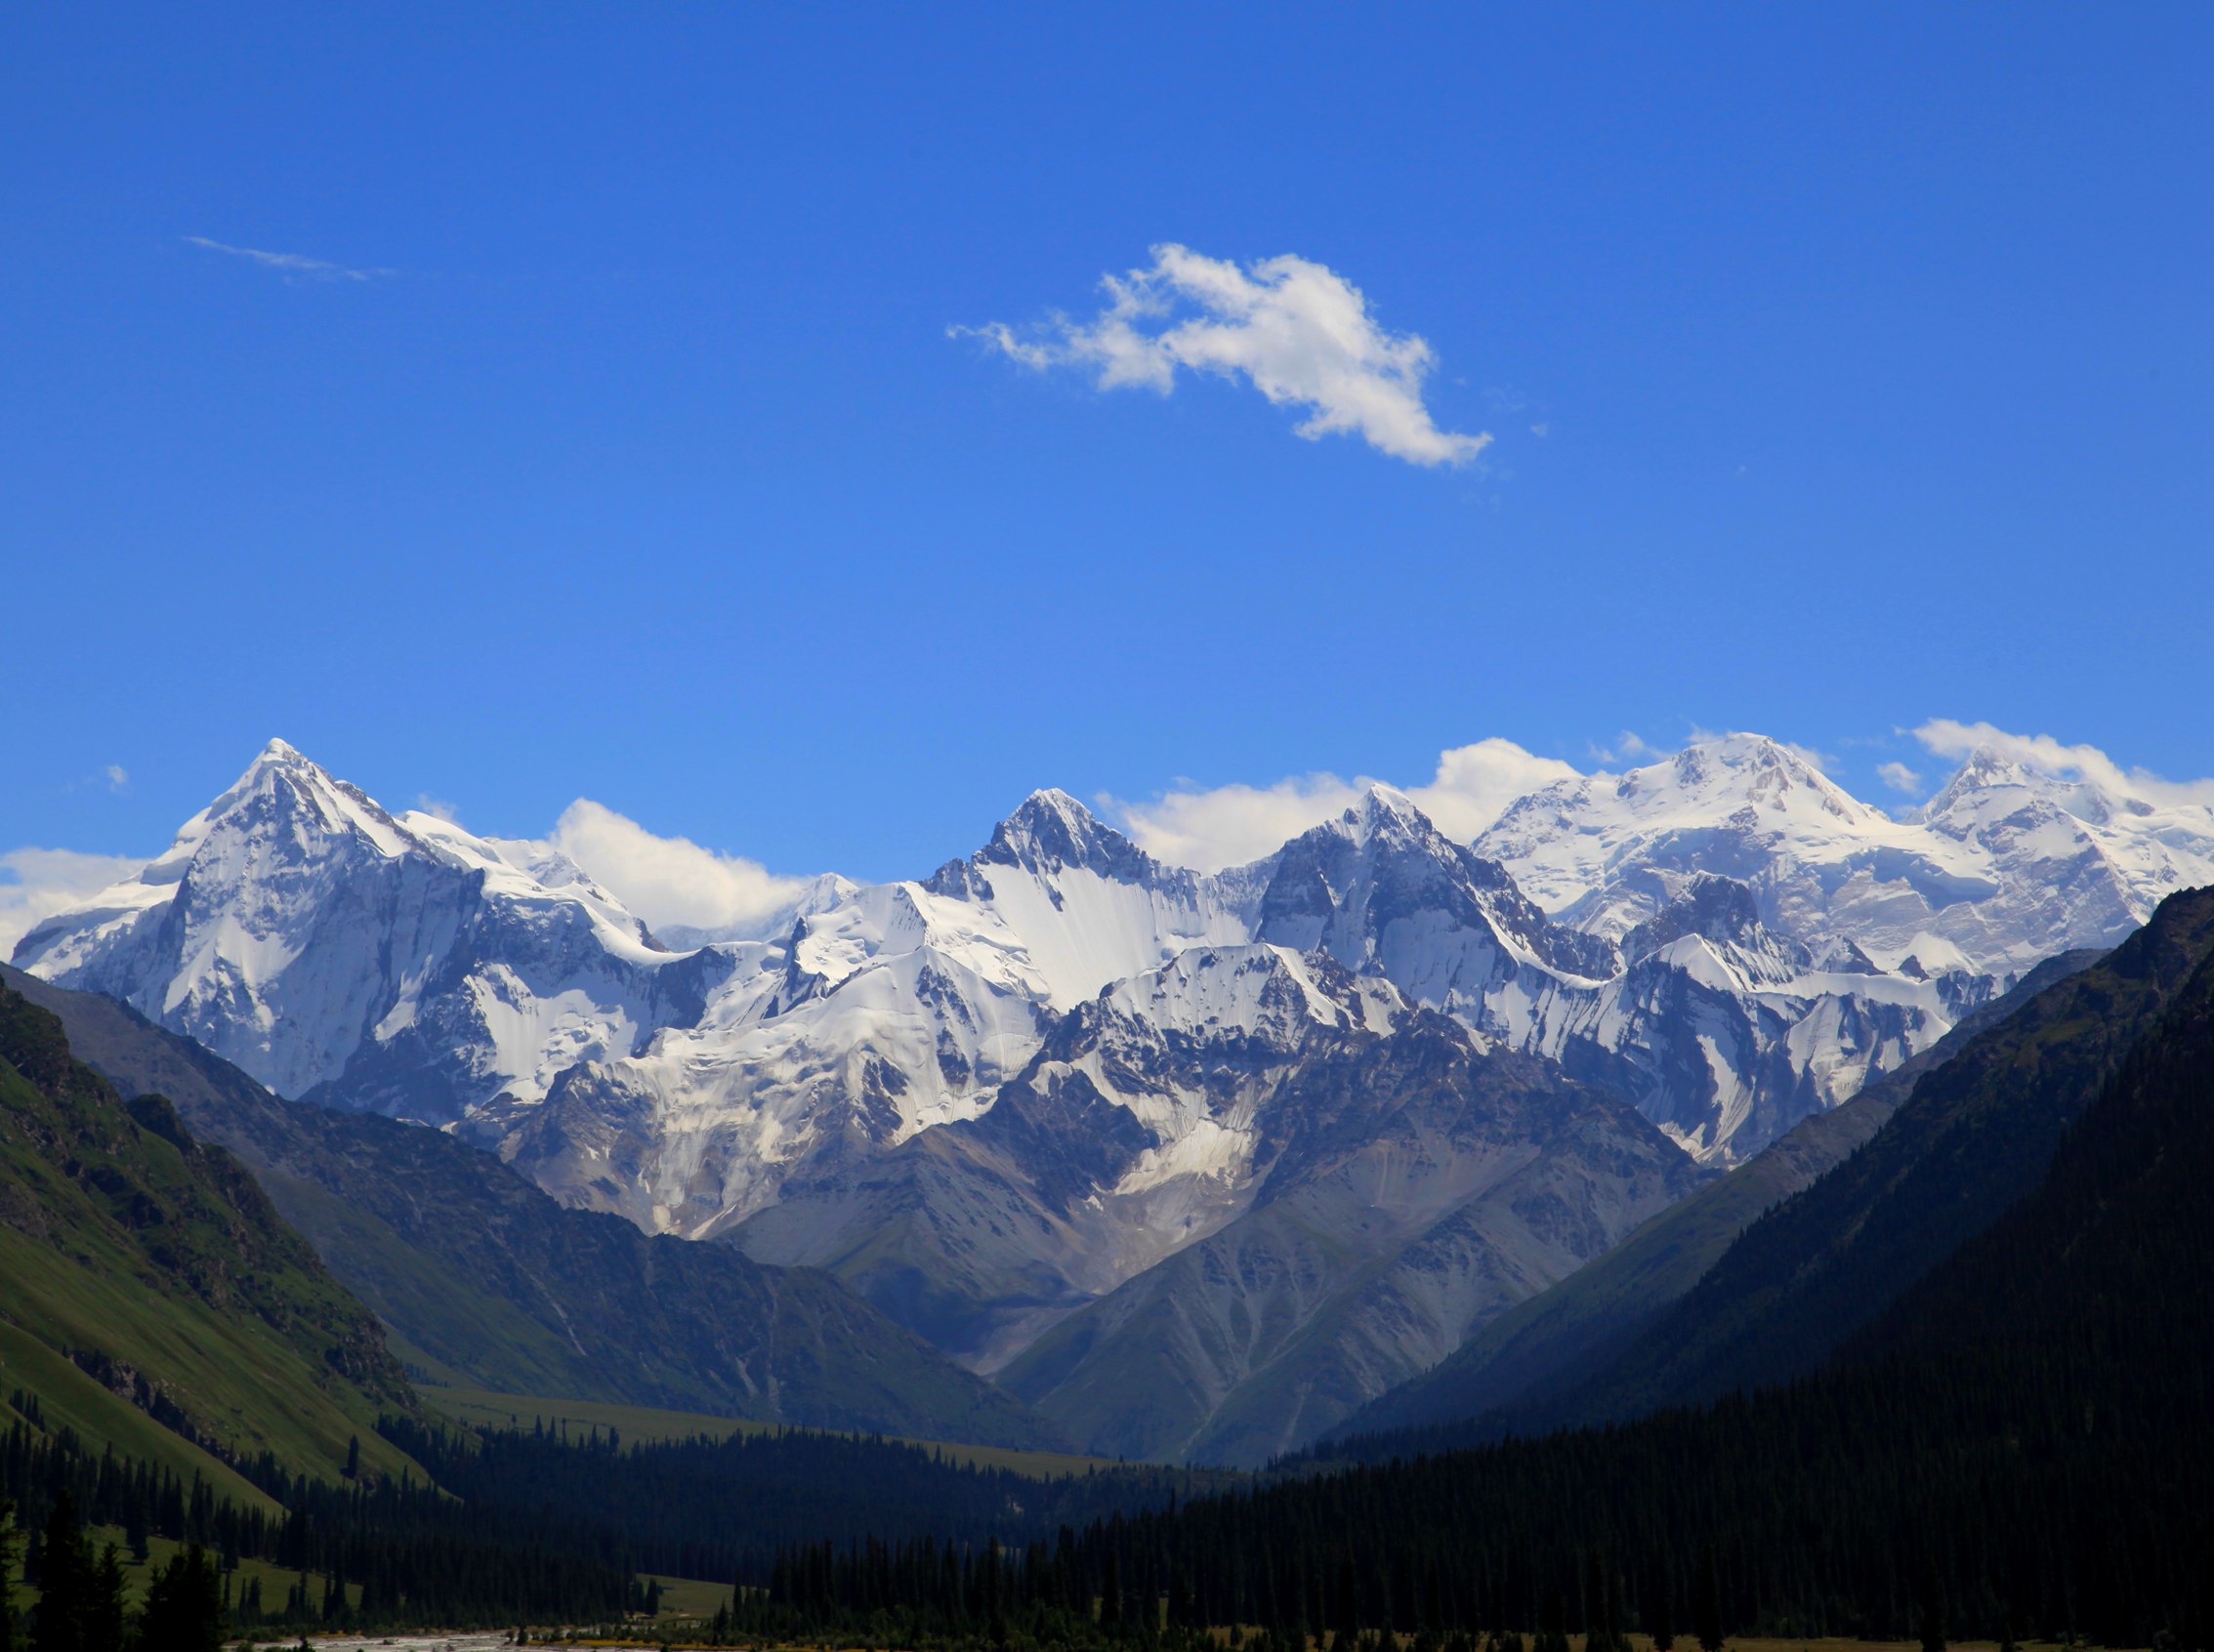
[548,800,813,935]
[104,764,129,793]
[1590,730,1659,765]
[1876,761,1927,796]
[1107,772,1371,871]
[1914,721,2214,808]
[1107,738,1581,870]
[185,236,397,283]
[955,244,1488,467]
[1415,739,1585,839]
[0,847,149,960]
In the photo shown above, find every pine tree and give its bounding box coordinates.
[1,1497,19,1652]
[1334,1560,1361,1652]
[1690,1550,1724,1652]
[82,1549,123,1652]
[1917,1567,1945,1652]
[29,1490,90,1652]
[1643,1549,1674,1652]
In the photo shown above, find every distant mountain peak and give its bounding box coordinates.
[203,735,414,856]
[957,787,1159,888]
[1622,733,1877,826]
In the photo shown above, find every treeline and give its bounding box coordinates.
[0,1415,630,1637]
[380,1414,1226,1587]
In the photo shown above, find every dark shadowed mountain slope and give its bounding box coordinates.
[1322,945,2106,1451]
[1474,887,2214,1437]
[2,963,1065,1449]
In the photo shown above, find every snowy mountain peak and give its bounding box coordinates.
[1620,874,1810,982]
[1333,783,1432,846]
[978,787,1151,881]
[922,789,1154,899]
[1259,785,1616,993]
[1628,733,1880,827]
[14,741,704,1109]
[208,735,414,858]
[1920,745,2033,818]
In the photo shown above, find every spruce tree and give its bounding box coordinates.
[1642,1549,1674,1652]
[82,1549,123,1652]
[134,1541,222,1647]
[1917,1567,1945,1652]
[1690,1550,1723,1652]
[29,1490,90,1652]
[1334,1561,1361,1652]
[1,1497,18,1652]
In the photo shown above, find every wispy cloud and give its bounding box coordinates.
[185,236,397,283]
[954,244,1487,467]
[103,764,129,794]
[1590,730,1659,765]
[1107,738,1579,870]
[1876,761,1926,796]
[546,800,814,937]
[1914,721,2214,809]
[1,847,149,960]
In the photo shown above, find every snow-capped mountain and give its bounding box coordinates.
[1477,732,2214,979]
[12,740,734,1119]
[22,734,2202,1191]
[495,789,1266,1238]
[17,729,2209,1455]
[731,942,1410,1367]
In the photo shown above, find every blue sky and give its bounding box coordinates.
[4,4,2210,910]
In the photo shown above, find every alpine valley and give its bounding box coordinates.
[16,731,2213,1465]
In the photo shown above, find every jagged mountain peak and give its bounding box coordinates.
[989,787,1149,874]
[1621,874,1810,979]
[1261,783,1617,991]
[214,736,412,849]
[13,742,701,1107]
[1326,782,1437,847]
[1919,745,2037,819]
[924,787,1162,896]
[1919,743,2174,835]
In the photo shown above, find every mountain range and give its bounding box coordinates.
[15,731,2210,1462]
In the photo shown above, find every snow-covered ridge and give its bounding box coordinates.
[12,739,713,1110]
[17,731,2211,1226]
[1476,731,2214,977]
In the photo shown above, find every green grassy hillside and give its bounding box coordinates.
[2,963,1064,1450]
[0,979,420,1487]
